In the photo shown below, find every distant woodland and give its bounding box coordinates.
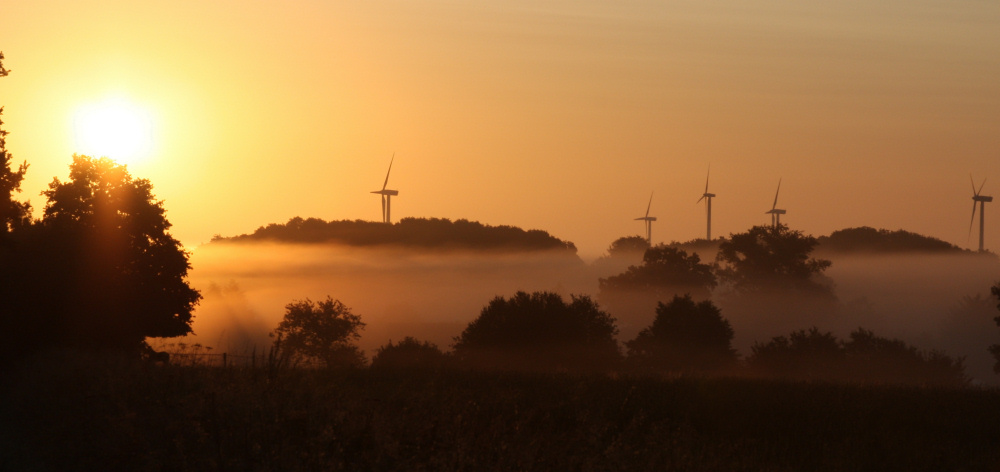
[815,226,981,254]
[213,217,578,254]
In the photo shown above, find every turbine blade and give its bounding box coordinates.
[971,174,977,196]
[381,195,387,222]
[979,178,987,195]
[969,201,978,240]
[382,152,395,190]
[704,164,711,194]
[645,191,653,218]
[696,195,705,204]
[772,178,781,210]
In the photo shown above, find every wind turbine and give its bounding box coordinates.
[764,178,786,228]
[969,175,992,252]
[695,165,715,240]
[371,153,399,224]
[635,192,657,245]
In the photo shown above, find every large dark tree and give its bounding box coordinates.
[0,51,31,235]
[715,224,833,296]
[0,156,200,356]
[625,295,736,374]
[452,291,621,373]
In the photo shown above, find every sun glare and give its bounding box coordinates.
[72,97,154,165]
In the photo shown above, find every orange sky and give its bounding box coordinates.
[3,0,999,257]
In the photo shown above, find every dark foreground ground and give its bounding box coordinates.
[2,353,999,471]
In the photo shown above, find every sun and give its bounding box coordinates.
[72,97,155,165]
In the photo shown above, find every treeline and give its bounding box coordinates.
[816,226,982,254]
[264,291,970,388]
[214,216,578,254]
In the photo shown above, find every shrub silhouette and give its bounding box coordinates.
[989,282,1000,374]
[844,328,967,386]
[371,337,448,371]
[272,297,366,368]
[747,328,844,381]
[748,327,968,386]
[625,295,737,374]
[452,291,621,373]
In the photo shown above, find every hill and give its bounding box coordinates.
[815,227,978,255]
[211,217,578,254]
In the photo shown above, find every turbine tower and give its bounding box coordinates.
[371,153,399,224]
[635,192,657,245]
[764,178,786,228]
[969,175,992,252]
[695,165,715,240]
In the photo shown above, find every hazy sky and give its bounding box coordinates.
[3,0,999,257]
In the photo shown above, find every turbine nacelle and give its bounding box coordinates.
[970,175,992,251]
[697,165,715,240]
[373,153,398,224]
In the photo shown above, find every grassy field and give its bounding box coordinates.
[2,353,999,471]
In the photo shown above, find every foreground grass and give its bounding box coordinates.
[2,354,999,471]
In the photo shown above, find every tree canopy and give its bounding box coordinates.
[371,337,448,371]
[599,246,717,302]
[272,296,366,368]
[747,327,968,386]
[817,226,971,254]
[0,51,30,235]
[715,224,832,296]
[0,155,200,356]
[990,283,1000,374]
[625,295,737,374]
[452,291,621,372]
[606,236,650,257]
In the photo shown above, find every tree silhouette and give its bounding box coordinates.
[0,51,31,235]
[990,283,1000,374]
[216,216,579,254]
[746,328,846,381]
[606,236,650,257]
[272,296,366,368]
[844,328,967,386]
[452,291,621,372]
[625,295,736,374]
[371,337,448,370]
[817,226,970,254]
[599,246,717,302]
[715,224,833,297]
[1,155,200,356]
[748,327,967,386]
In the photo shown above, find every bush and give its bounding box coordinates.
[371,337,448,371]
[625,295,737,374]
[452,291,621,373]
[271,297,366,368]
